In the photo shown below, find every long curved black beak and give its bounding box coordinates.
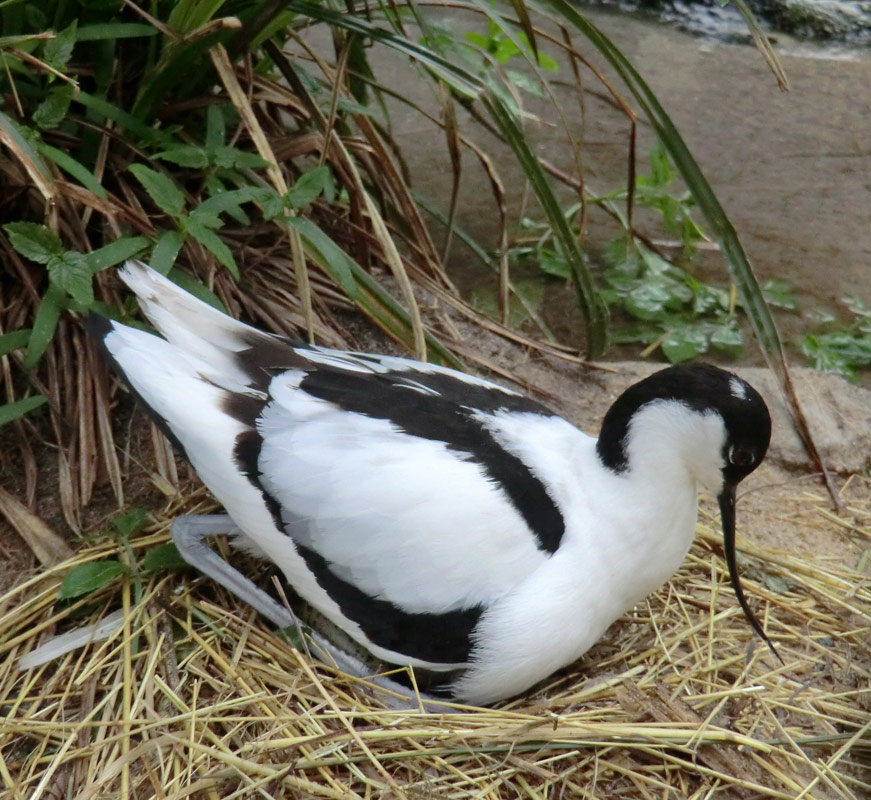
[718,484,783,664]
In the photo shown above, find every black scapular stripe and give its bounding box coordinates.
[298,366,566,554]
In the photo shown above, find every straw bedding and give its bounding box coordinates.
[1,475,869,799]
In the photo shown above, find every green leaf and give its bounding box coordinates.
[334,97,377,118]
[47,251,93,306]
[0,395,48,427]
[58,560,127,600]
[761,278,799,311]
[637,243,676,276]
[142,543,188,573]
[609,324,661,345]
[38,143,108,199]
[197,186,273,218]
[710,323,743,357]
[33,84,75,130]
[151,230,186,275]
[44,20,77,72]
[536,51,558,71]
[0,329,31,356]
[129,164,186,217]
[3,222,64,264]
[801,335,853,379]
[538,248,570,279]
[662,325,708,363]
[260,189,286,220]
[625,283,672,321]
[205,103,226,148]
[648,139,673,188]
[693,284,730,316]
[814,332,871,368]
[25,285,65,369]
[187,210,222,230]
[184,218,239,279]
[603,234,642,276]
[85,237,150,273]
[75,23,158,41]
[464,31,489,48]
[114,507,148,537]
[154,146,209,168]
[843,294,871,319]
[287,166,332,210]
[228,150,271,170]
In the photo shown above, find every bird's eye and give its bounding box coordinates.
[729,446,754,468]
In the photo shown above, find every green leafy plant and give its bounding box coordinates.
[801,295,871,380]
[513,141,802,364]
[3,222,148,365]
[57,507,151,600]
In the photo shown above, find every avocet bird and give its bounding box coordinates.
[88,260,775,705]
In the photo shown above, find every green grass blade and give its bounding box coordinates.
[292,218,459,366]
[0,109,54,195]
[0,394,48,427]
[38,143,108,199]
[484,94,608,356]
[75,24,158,41]
[289,218,358,299]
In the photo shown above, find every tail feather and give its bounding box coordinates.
[117,260,287,392]
[119,260,256,350]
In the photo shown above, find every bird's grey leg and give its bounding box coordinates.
[172,515,447,710]
[171,515,296,629]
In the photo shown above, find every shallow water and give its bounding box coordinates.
[578,1,871,46]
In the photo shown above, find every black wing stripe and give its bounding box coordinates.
[294,543,482,664]
[298,367,565,554]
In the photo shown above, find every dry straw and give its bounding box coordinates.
[1,479,869,799]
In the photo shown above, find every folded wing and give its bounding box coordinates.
[94,261,576,668]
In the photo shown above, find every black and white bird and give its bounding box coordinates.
[86,260,774,705]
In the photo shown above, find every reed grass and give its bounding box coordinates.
[2,477,869,798]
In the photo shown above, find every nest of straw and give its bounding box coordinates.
[1,477,870,799]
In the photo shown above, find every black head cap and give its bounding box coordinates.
[596,363,771,479]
